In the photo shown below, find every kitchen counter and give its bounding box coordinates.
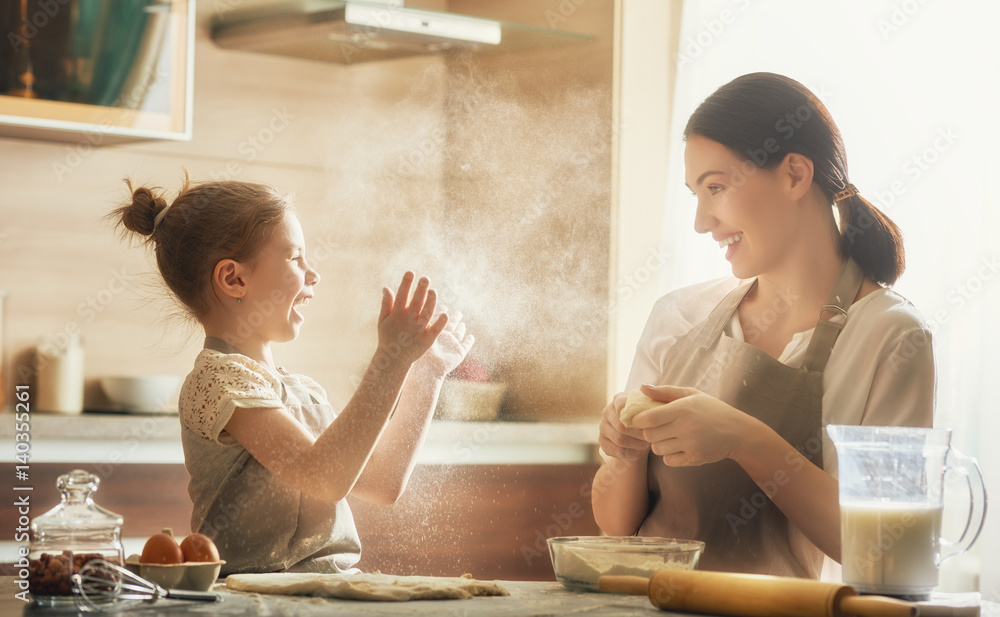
[3,578,997,617]
[3,578,663,616]
[0,413,600,465]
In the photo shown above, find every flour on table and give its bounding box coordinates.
[225,572,508,601]
[554,548,686,587]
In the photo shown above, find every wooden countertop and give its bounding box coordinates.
[4,578,995,617]
[4,578,659,617]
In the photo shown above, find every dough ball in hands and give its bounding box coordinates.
[619,390,659,428]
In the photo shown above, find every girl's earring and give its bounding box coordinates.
[236,296,243,304]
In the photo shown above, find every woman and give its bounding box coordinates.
[591,73,934,579]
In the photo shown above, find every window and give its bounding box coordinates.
[661,0,998,592]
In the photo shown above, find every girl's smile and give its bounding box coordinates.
[291,294,312,322]
[239,211,320,345]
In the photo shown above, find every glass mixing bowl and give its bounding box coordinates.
[547,536,704,592]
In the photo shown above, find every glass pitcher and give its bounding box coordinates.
[827,425,986,600]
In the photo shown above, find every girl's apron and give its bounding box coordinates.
[638,259,862,578]
[199,338,361,575]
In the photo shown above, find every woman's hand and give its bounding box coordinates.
[414,306,475,378]
[378,272,449,365]
[598,391,650,459]
[629,383,750,467]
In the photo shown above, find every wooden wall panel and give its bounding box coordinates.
[3,462,601,581]
[0,2,612,418]
[348,464,601,580]
[2,463,193,540]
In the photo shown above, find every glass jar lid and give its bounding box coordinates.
[32,469,123,533]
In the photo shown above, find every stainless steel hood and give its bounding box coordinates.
[211,0,593,64]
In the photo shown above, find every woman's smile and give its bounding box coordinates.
[716,232,744,260]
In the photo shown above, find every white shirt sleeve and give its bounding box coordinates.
[624,302,673,393]
[859,326,935,428]
[180,351,285,444]
[811,289,936,473]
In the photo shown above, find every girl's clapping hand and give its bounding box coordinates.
[416,306,475,378]
[378,272,449,365]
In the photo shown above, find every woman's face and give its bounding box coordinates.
[684,135,800,280]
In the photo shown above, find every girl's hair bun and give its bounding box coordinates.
[110,175,291,322]
[119,180,168,237]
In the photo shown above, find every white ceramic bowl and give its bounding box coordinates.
[99,375,182,412]
[547,536,704,592]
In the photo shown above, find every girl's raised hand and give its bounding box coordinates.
[378,272,449,365]
[415,305,475,378]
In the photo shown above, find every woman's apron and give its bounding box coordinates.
[198,338,362,575]
[638,259,863,578]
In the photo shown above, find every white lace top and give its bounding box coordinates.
[180,350,324,444]
[182,352,280,440]
[178,340,361,575]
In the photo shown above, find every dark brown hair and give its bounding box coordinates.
[684,72,905,285]
[111,175,291,321]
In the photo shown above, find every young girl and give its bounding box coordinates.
[592,73,934,578]
[113,178,474,574]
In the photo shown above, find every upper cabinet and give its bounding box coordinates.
[0,0,194,144]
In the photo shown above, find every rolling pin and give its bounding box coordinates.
[598,570,917,617]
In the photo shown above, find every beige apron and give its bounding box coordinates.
[193,338,361,575]
[638,259,863,578]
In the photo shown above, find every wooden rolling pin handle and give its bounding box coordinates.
[839,594,917,617]
[601,570,919,617]
[598,575,650,596]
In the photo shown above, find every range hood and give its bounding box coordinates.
[211,0,593,64]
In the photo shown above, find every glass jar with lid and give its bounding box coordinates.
[28,469,124,606]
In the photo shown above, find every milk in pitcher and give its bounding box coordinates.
[841,501,942,592]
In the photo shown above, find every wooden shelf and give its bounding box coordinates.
[0,0,194,144]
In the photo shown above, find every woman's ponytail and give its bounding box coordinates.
[834,186,905,285]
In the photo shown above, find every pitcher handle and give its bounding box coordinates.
[939,448,988,564]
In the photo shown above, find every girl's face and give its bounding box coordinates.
[684,135,801,280]
[240,211,320,344]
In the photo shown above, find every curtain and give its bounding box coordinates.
[62,0,155,106]
[661,0,999,594]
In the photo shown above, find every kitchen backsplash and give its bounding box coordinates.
[0,0,613,421]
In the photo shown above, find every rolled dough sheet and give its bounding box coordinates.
[619,390,658,428]
[225,572,509,602]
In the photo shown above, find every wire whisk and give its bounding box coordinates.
[71,559,220,612]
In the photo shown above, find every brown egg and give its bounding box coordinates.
[180,533,220,563]
[141,528,184,564]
